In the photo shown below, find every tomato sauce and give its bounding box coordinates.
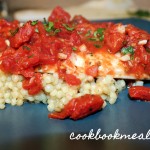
[0,6,150,95]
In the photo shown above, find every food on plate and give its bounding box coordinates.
[129,86,150,101]
[49,94,104,120]
[0,6,149,120]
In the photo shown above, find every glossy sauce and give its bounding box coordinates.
[0,6,150,95]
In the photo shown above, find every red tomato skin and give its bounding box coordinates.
[0,47,16,73]
[0,37,7,52]
[129,86,150,101]
[70,94,104,120]
[122,24,150,78]
[9,22,34,48]
[104,24,125,53]
[48,6,71,23]
[0,57,16,73]
[70,31,82,46]
[0,19,19,38]
[126,24,149,42]
[20,68,35,78]
[85,65,98,77]
[64,74,81,86]
[0,46,40,75]
[39,54,57,65]
[105,33,125,53]
[22,73,43,95]
[71,15,89,24]
[145,62,150,75]
[48,94,104,120]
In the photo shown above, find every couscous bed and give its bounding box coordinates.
[0,70,125,112]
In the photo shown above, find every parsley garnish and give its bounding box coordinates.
[99,34,104,41]
[43,18,61,35]
[121,46,134,55]
[62,24,74,31]
[85,30,91,37]
[93,28,105,41]
[35,28,39,33]
[28,54,34,58]
[72,47,77,51]
[77,31,82,35]
[88,37,99,41]
[23,45,30,50]
[46,22,54,32]
[130,55,134,60]
[31,20,38,26]
[10,28,19,36]
[94,44,102,48]
[87,28,105,42]
[54,29,61,34]
[43,18,54,32]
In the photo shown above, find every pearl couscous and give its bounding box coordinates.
[0,69,126,112]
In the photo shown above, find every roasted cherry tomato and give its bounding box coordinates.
[64,74,81,86]
[48,94,104,120]
[22,73,43,95]
[0,19,19,38]
[48,6,71,23]
[104,24,125,53]
[85,65,98,77]
[129,86,150,101]
[9,22,34,48]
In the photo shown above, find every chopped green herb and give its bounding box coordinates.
[94,28,105,37]
[10,28,19,36]
[45,22,54,32]
[146,48,150,53]
[31,20,38,26]
[130,55,134,60]
[85,30,91,37]
[35,28,39,33]
[88,37,99,41]
[94,44,102,48]
[121,46,134,55]
[28,54,34,58]
[23,45,30,50]
[77,31,82,35]
[93,28,105,41]
[99,34,104,41]
[62,24,74,31]
[72,47,77,51]
[54,29,61,34]
[43,18,54,32]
